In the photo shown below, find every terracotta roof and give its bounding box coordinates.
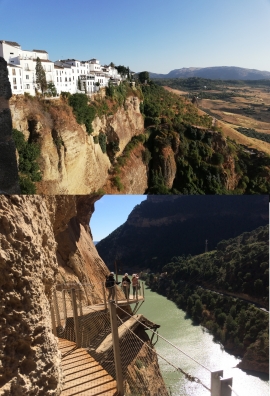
[33,49,48,53]
[54,65,64,69]
[0,40,20,47]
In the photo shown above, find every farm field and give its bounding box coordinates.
[163,82,270,155]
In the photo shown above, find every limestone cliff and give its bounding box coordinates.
[0,195,167,395]
[10,95,144,194]
[0,58,20,194]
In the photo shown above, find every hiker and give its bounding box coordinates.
[131,274,139,299]
[122,273,131,299]
[105,272,116,301]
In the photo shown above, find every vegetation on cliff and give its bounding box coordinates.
[12,128,42,193]
[146,225,269,373]
[138,82,270,194]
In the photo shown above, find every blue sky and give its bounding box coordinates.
[1,0,270,73]
[90,195,146,241]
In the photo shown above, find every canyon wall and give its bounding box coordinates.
[10,95,145,195]
[0,195,166,395]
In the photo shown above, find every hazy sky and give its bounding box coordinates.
[90,195,146,241]
[1,0,270,73]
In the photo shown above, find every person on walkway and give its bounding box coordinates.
[122,273,131,299]
[105,272,116,301]
[131,274,139,299]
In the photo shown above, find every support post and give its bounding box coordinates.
[114,284,118,304]
[78,290,83,316]
[109,300,124,396]
[211,370,223,396]
[102,283,107,310]
[220,377,232,396]
[62,289,67,322]
[142,281,145,298]
[136,285,138,301]
[71,288,81,347]
[53,290,61,327]
[50,301,57,336]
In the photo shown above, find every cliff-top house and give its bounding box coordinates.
[0,40,122,96]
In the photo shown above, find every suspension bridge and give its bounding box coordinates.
[50,282,240,396]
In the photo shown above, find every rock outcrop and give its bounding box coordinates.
[0,58,20,194]
[10,94,144,194]
[0,195,167,395]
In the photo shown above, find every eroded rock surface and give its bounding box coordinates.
[10,95,144,194]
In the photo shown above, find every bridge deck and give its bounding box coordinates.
[59,338,117,396]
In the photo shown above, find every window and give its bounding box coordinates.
[13,78,16,84]
[60,77,62,82]
[57,77,58,82]
[73,76,74,81]
[26,84,30,89]
[10,52,14,55]
[26,75,29,79]
[12,69,16,75]
[65,77,67,82]
[72,69,74,73]
[69,78,71,81]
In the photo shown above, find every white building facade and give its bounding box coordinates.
[0,40,123,96]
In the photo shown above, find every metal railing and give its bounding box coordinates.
[50,285,238,396]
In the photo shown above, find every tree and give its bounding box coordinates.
[35,57,47,95]
[77,77,82,91]
[46,82,57,97]
[138,71,149,84]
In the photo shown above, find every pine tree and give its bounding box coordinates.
[35,57,47,95]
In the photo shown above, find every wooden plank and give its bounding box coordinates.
[58,338,117,396]
[96,314,142,355]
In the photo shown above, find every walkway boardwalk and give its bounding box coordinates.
[59,338,117,396]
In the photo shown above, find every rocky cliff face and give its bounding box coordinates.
[0,58,20,194]
[10,95,144,194]
[0,195,166,395]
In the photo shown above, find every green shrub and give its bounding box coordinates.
[68,93,96,134]
[12,129,42,194]
[98,133,107,153]
[112,176,123,191]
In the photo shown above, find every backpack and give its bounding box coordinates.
[105,276,111,288]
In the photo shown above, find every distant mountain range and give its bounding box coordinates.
[149,66,270,80]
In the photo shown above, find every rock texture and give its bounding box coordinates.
[0,195,167,395]
[10,95,144,194]
[0,195,62,395]
[103,143,148,194]
[0,58,20,194]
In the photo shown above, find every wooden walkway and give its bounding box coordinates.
[59,338,118,396]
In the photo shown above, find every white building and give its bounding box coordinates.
[0,40,124,97]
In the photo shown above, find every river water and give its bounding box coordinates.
[139,283,269,396]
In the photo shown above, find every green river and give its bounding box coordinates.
[138,282,269,396]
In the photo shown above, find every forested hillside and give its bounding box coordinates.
[146,225,269,373]
[138,83,270,194]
